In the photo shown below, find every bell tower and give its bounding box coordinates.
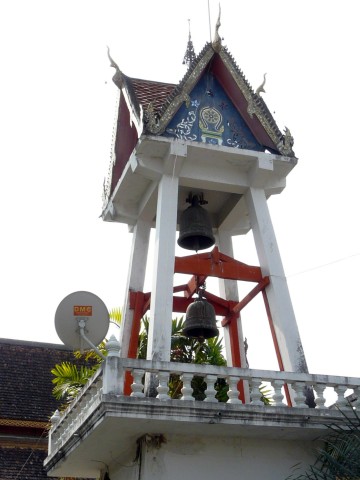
[44,17,360,480]
[102,27,307,400]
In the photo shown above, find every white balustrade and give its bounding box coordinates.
[313,384,327,409]
[226,376,242,404]
[204,375,218,402]
[48,356,360,451]
[335,384,351,409]
[156,371,170,400]
[181,373,194,401]
[352,387,360,408]
[131,369,145,397]
[250,378,264,406]
[271,380,284,406]
[291,381,307,407]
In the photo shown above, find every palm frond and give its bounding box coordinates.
[51,362,98,401]
[286,405,360,480]
[109,307,122,324]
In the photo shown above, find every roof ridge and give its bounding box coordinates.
[158,42,213,117]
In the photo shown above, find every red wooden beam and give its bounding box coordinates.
[172,296,230,317]
[127,291,145,359]
[221,278,269,327]
[262,290,292,407]
[228,313,246,403]
[125,290,146,396]
[184,275,207,298]
[174,247,262,282]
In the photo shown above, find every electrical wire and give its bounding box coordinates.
[14,428,48,480]
[287,253,360,278]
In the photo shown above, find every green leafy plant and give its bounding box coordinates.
[137,315,228,401]
[51,362,99,403]
[286,404,360,480]
[51,309,121,407]
[52,312,271,406]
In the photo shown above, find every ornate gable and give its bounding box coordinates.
[109,42,295,157]
[104,38,295,208]
[162,70,264,152]
[142,43,294,157]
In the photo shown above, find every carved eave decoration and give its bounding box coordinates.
[144,43,295,157]
[144,44,214,136]
[108,48,144,136]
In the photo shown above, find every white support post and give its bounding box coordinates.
[119,218,151,357]
[245,187,308,374]
[216,229,250,403]
[147,173,179,363]
[216,230,245,365]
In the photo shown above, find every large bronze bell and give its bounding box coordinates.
[183,295,219,341]
[178,193,215,251]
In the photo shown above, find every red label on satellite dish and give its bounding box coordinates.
[73,306,93,316]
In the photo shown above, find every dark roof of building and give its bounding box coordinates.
[0,338,78,422]
[0,447,49,480]
[0,339,93,480]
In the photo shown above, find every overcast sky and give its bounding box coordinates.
[1,0,359,378]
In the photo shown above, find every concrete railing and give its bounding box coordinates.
[48,348,360,455]
[103,357,360,408]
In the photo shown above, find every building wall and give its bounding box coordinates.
[110,434,318,480]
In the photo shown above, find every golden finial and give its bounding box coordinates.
[255,73,267,96]
[212,4,222,52]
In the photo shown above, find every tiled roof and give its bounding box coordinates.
[0,339,94,480]
[0,447,49,480]
[130,78,176,113]
[0,339,80,422]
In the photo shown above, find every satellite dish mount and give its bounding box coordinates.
[55,291,110,359]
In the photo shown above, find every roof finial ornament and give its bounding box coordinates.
[107,46,124,89]
[255,73,267,96]
[182,19,196,67]
[212,4,222,52]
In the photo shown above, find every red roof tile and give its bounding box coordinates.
[130,78,176,112]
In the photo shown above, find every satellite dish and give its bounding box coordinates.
[55,291,109,352]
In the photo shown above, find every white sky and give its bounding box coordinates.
[1,0,359,378]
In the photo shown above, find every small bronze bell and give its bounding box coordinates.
[178,193,215,251]
[183,292,218,341]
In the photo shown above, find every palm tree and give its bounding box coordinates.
[286,404,360,480]
[51,313,229,405]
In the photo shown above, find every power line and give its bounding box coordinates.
[287,253,360,278]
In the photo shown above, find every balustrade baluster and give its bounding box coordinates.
[313,384,327,409]
[226,376,242,404]
[291,382,307,407]
[250,378,264,406]
[335,385,351,409]
[351,387,360,409]
[131,369,145,397]
[181,373,194,401]
[271,380,284,407]
[156,371,170,400]
[204,375,218,402]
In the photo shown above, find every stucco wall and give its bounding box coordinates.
[110,434,319,480]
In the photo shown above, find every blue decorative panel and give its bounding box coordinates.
[163,72,264,152]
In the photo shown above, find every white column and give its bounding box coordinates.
[119,218,151,357]
[245,187,308,373]
[147,173,179,362]
[217,229,250,403]
[216,230,245,366]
